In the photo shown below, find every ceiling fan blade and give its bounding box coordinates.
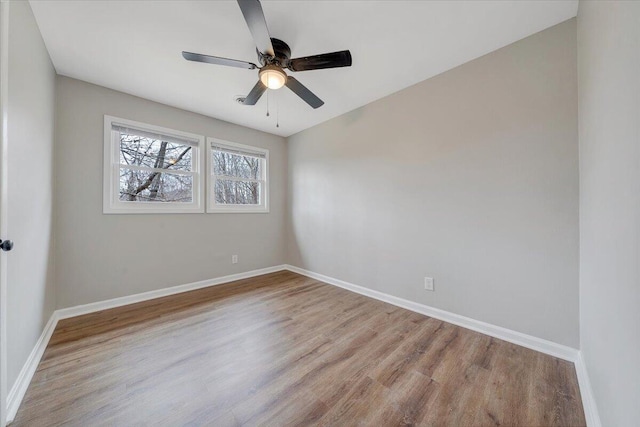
[288,50,352,72]
[243,81,267,105]
[237,0,275,57]
[285,76,324,109]
[182,51,257,70]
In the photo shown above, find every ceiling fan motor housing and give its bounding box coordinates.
[258,38,291,67]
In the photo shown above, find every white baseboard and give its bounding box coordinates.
[56,265,287,320]
[574,352,602,427]
[6,312,58,423]
[284,264,606,426]
[7,264,599,426]
[6,265,287,423]
[284,264,579,362]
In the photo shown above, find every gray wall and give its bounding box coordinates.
[287,20,579,348]
[54,77,287,308]
[578,1,640,425]
[6,0,56,389]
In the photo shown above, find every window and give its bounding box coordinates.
[103,116,205,214]
[207,138,269,213]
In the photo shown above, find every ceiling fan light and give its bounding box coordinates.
[259,65,287,90]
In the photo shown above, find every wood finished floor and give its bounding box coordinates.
[12,271,585,426]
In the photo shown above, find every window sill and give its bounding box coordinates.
[103,206,205,214]
[207,208,270,214]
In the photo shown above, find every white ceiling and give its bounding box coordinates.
[29,0,578,137]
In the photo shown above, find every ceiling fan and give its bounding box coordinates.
[182,0,352,109]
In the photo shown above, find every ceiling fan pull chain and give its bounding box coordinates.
[266,89,270,117]
[276,92,279,128]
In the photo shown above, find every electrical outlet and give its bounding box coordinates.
[424,277,434,291]
[232,255,238,264]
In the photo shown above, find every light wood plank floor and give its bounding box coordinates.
[12,271,585,426]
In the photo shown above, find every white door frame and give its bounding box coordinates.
[0,1,10,426]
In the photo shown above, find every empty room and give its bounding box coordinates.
[0,0,637,426]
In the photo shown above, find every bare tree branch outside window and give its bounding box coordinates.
[213,150,262,205]
[119,133,194,203]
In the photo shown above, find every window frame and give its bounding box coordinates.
[103,115,205,214]
[207,137,269,214]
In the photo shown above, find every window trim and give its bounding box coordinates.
[207,137,270,213]
[103,115,205,214]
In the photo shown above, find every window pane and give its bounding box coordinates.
[215,179,260,205]
[119,133,193,172]
[213,150,261,179]
[120,168,193,203]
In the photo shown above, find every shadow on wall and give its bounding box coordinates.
[285,19,579,349]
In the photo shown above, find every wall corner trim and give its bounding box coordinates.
[574,352,602,427]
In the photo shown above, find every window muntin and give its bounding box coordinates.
[104,116,205,214]
[208,139,269,213]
